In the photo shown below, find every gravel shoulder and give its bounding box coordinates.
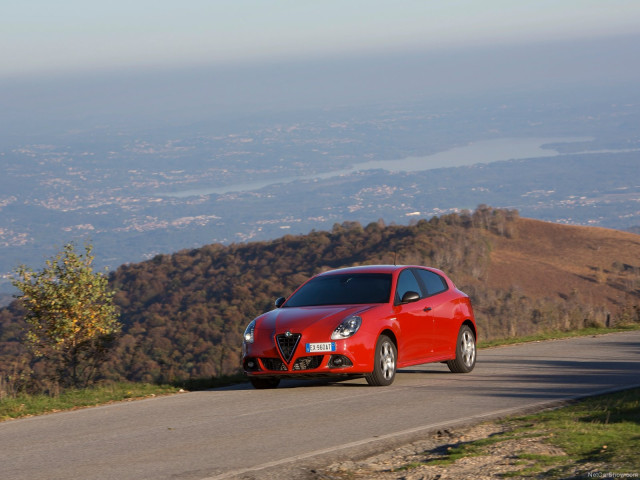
[310,420,604,480]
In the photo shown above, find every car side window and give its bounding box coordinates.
[395,269,422,304]
[414,269,448,297]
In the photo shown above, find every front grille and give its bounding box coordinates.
[261,358,286,371]
[292,356,323,371]
[276,333,301,362]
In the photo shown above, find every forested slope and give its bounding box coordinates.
[1,207,639,388]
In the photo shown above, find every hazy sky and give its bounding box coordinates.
[3,0,640,78]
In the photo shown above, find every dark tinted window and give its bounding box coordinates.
[285,273,392,307]
[414,269,448,296]
[395,269,422,303]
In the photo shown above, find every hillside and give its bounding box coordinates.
[489,218,640,309]
[1,208,639,389]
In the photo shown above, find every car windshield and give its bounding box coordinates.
[284,273,392,307]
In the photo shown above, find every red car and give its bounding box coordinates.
[242,265,476,388]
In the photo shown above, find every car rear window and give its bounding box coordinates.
[285,273,392,307]
[414,268,448,296]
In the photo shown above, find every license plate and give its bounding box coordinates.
[305,342,336,353]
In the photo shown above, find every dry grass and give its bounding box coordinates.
[487,218,640,313]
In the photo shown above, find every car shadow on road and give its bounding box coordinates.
[215,367,454,391]
[471,356,640,402]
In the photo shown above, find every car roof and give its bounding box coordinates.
[316,265,437,277]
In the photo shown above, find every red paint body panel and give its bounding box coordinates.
[242,265,476,379]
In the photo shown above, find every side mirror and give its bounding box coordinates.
[274,297,286,308]
[401,291,420,304]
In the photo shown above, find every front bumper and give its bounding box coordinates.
[243,353,357,376]
[242,332,374,377]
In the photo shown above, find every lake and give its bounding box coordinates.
[165,136,591,198]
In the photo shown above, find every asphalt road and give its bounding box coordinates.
[2,331,640,480]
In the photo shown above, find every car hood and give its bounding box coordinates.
[257,305,372,333]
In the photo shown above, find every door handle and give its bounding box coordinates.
[424,307,432,312]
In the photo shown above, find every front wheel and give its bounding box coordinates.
[366,335,397,386]
[447,325,476,373]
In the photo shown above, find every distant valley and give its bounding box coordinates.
[1,88,639,297]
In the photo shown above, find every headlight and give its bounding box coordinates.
[331,315,362,340]
[243,319,256,344]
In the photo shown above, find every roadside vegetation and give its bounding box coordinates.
[0,374,247,421]
[0,382,179,421]
[385,387,640,479]
[11,242,121,389]
[477,323,640,348]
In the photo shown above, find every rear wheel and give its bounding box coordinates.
[249,377,281,389]
[366,335,397,386]
[447,325,476,373]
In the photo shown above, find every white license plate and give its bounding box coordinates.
[305,342,336,353]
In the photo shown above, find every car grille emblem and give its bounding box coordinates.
[276,332,301,362]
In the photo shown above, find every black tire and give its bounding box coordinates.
[365,335,397,386]
[447,325,476,373]
[249,377,281,389]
